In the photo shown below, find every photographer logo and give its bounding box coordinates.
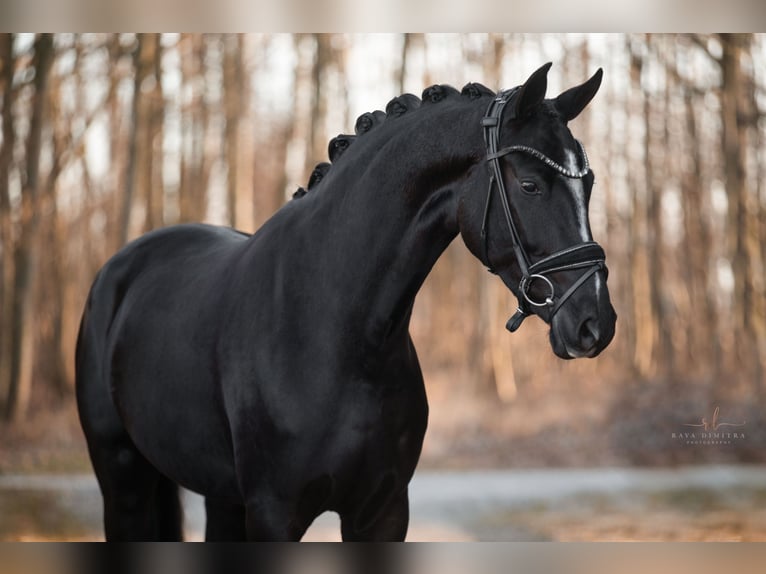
[671,407,746,446]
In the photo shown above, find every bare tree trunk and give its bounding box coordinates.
[719,34,751,373]
[38,55,70,396]
[260,35,308,228]
[397,34,410,94]
[627,38,653,378]
[681,90,721,380]
[645,43,667,376]
[741,38,765,399]
[234,35,256,233]
[0,34,15,409]
[107,35,128,252]
[222,34,243,228]
[147,34,164,232]
[179,34,209,223]
[123,33,162,242]
[6,34,54,422]
[308,34,332,177]
[396,34,424,94]
[47,213,70,395]
[122,34,145,242]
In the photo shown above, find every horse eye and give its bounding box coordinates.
[520,181,540,195]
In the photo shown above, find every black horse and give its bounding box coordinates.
[76,63,616,541]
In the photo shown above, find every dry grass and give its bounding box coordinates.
[0,399,92,474]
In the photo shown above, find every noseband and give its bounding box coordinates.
[480,88,607,333]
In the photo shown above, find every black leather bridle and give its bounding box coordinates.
[480,88,607,333]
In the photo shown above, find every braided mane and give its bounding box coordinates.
[291,83,496,199]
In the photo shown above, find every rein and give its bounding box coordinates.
[480,88,607,333]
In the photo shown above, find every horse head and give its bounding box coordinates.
[459,63,616,359]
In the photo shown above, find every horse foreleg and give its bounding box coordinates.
[244,496,309,541]
[340,488,409,542]
[245,496,308,542]
[205,498,247,541]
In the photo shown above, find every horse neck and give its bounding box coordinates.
[311,100,486,345]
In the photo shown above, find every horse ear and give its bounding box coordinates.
[512,62,552,119]
[554,68,603,123]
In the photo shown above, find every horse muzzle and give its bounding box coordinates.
[550,300,617,359]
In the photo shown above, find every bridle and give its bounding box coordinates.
[480,87,607,333]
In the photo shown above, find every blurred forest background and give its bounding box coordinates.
[1,33,765,469]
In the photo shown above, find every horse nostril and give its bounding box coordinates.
[578,318,600,350]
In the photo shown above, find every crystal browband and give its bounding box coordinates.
[487,140,591,179]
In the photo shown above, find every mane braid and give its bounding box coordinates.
[308,162,331,188]
[384,93,422,118]
[422,84,461,103]
[355,110,387,135]
[461,82,495,100]
[299,82,494,202]
[291,161,331,200]
[328,135,356,163]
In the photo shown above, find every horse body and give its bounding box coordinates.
[77,64,616,541]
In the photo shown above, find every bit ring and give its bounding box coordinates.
[520,274,555,307]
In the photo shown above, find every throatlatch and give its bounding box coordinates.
[480,88,607,333]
